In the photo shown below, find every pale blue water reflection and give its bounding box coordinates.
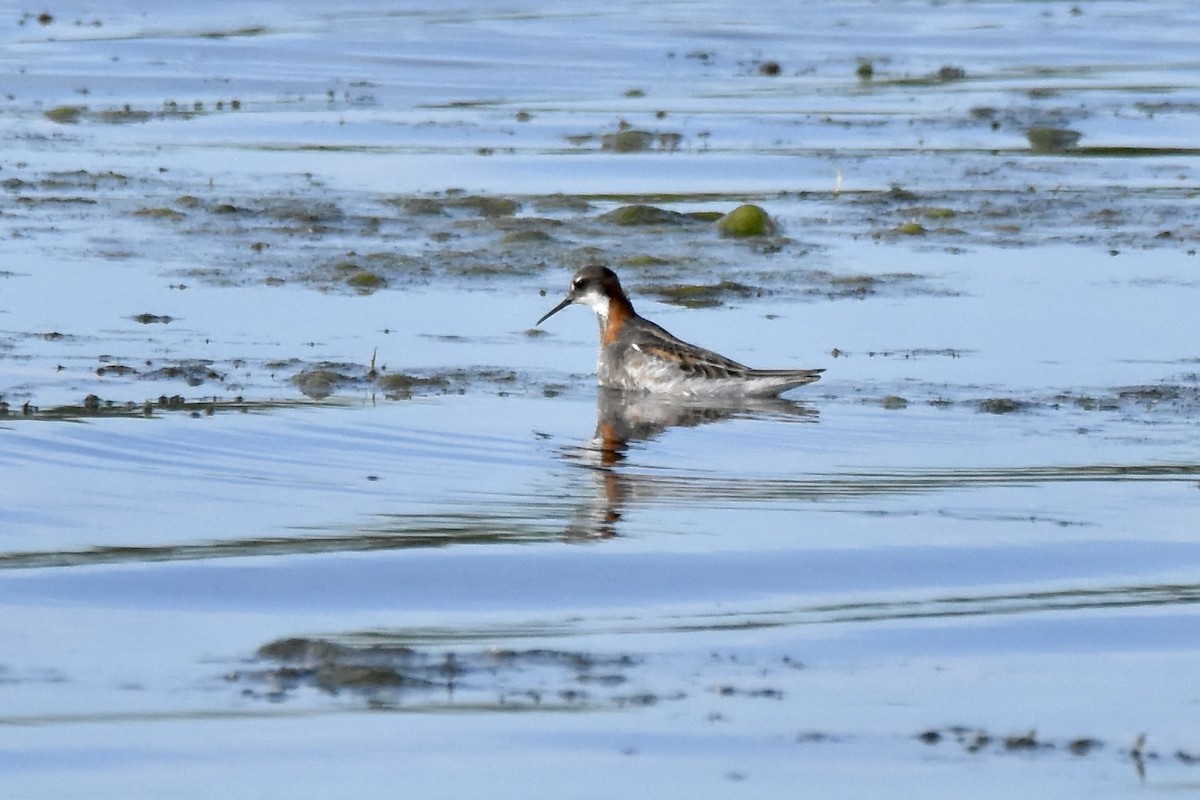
[3,0,1200,797]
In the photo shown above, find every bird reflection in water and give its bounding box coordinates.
[559,388,818,539]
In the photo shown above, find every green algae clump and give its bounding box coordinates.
[599,204,689,226]
[1026,127,1082,154]
[345,270,387,291]
[653,280,758,308]
[716,204,775,237]
[44,105,85,124]
[600,130,654,152]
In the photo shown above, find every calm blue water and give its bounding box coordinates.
[2,1,1199,797]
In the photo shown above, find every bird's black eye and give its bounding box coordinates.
[572,279,586,290]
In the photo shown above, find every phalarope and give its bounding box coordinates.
[537,265,823,397]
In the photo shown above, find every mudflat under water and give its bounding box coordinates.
[2,1,1200,797]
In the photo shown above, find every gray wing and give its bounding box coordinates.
[631,320,823,385]
[630,320,753,379]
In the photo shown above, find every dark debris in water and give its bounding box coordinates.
[7,363,1200,423]
[648,279,762,308]
[131,313,173,324]
[231,636,650,709]
[977,397,1031,415]
[1059,382,1200,417]
[229,637,815,713]
[384,192,519,218]
[292,361,525,400]
[0,393,274,421]
[94,358,223,388]
[598,204,702,226]
[570,124,683,153]
[821,376,1200,421]
[918,727,1061,755]
[7,355,535,420]
[914,726,1200,778]
[43,98,246,126]
[1026,126,1083,154]
[10,164,1197,305]
[1,345,550,419]
[815,271,945,300]
[5,164,1200,415]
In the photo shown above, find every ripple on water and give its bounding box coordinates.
[2,0,1200,794]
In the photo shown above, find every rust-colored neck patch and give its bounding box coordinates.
[600,293,634,346]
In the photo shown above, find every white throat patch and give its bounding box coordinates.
[579,289,611,321]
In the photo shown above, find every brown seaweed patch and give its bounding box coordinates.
[921,207,957,220]
[819,272,933,299]
[601,129,654,152]
[909,727,1200,774]
[620,254,675,268]
[491,216,562,247]
[302,252,425,293]
[43,101,243,126]
[500,228,554,245]
[293,365,359,399]
[599,204,693,226]
[376,373,451,399]
[287,360,531,401]
[649,280,761,308]
[232,636,643,708]
[382,193,519,218]
[570,123,684,153]
[96,364,139,377]
[1117,384,1182,405]
[712,684,785,700]
[397,197,447,215]
[1090,382,1200,415]
[449,195,520,218]
[1027,127,1082,153]
[262,199,345,226]
[1,394,286,421]
[533,194,592,213]
[1075,146,1200,157]
[1,178,35,191]
[848,380,1200,418]
[132,313,173,324]
[96,106,154,124]
[132,206,185,221]
[1070,738,1103,756]
[872,65,967,87]
[48,170,131,188]
[141,360,224,387]
[977,397,1032,414]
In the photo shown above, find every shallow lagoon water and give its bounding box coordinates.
[3,0,1200,797]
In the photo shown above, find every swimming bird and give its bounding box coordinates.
[537,265,823,396]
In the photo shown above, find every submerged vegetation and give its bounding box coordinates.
[3,6,1200,794]
[3,162,1197,415]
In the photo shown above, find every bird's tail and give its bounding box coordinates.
[748,368,824,386]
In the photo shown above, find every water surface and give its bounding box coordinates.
[2,1,1200,797]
